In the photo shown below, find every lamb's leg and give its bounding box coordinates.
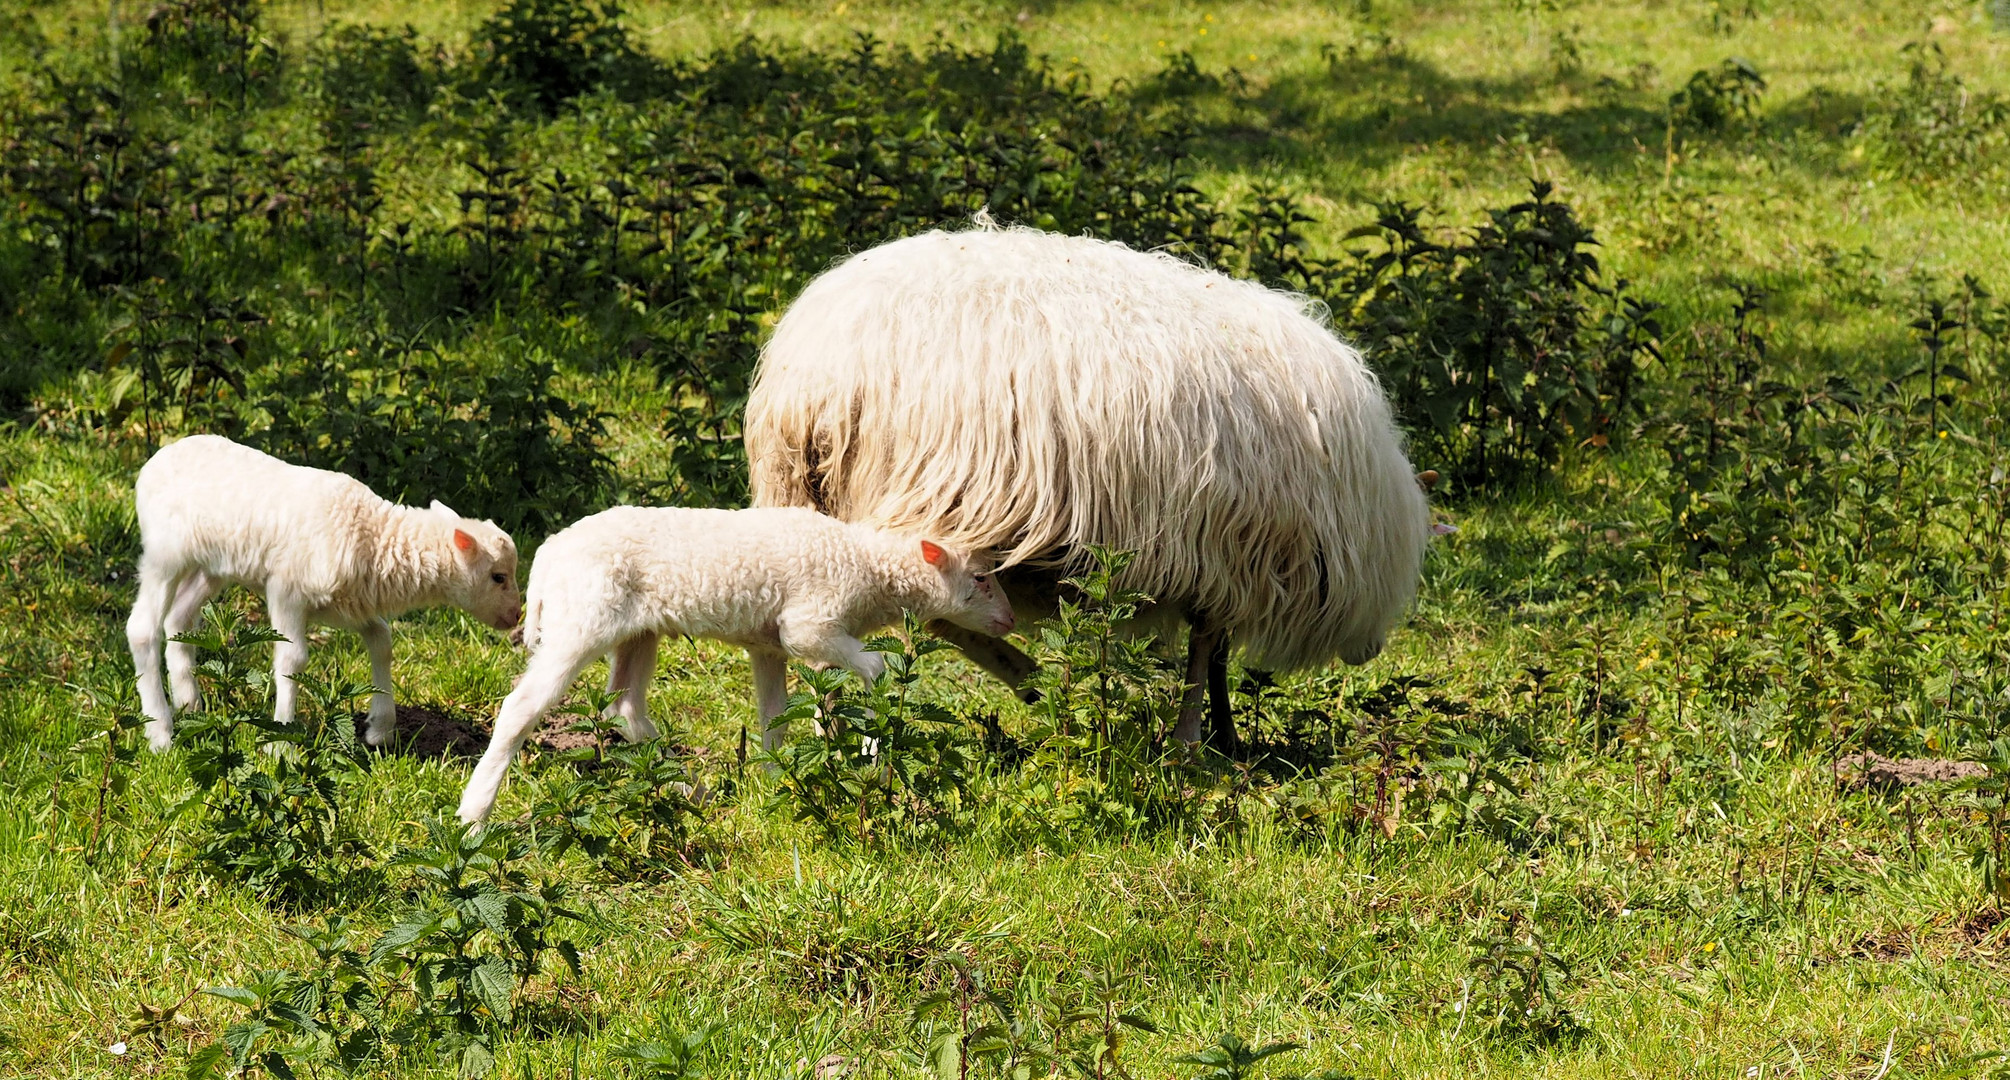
[459,645,593,824]
[1205,630,1237,756]
[780,617,885,686]
[163,570,219,713]
[359,617,399,747]
[751,648,789,753]
[927,620,1040,703]
[1172,621,1221,745]
[127,562,183,752]
[266,593,311,728]
[606,632,661,743]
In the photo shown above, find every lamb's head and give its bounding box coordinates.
[916,539,1016,637]
[430,501,522,632]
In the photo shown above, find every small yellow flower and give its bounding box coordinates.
[1199,27,1207,34]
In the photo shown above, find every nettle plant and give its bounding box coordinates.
[167,608,375,906]
[1002,547,1247,840]
[907,959,1163,1080]
[1333,182,1663,491]
[763,614,985,845]
[190,820,584,1079]
[524,686,708,876]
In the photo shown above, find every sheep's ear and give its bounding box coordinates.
[919,540,947,567]
[430,499,462,519]
[453,528,478,555]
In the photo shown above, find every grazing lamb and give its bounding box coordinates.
[743,222,1432,748]
[455,506,1014,823]
[128,434,522,752]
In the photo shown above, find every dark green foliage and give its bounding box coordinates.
[1634,279,2010,756]
[1336,182,1662,490]
[764,616,984,845]
[1860,42,2009,179]
[129,0,283,108]
[168,609,375,905]
[906,958,1161,1080]
[526,690,706,876]
[191,823,583,1079]
[998,548,1227,839]
[311,24,438,124]
[1269,675,1566,852]
[612,1023,721,1079]
[187,921,386,1079]
[370,820,582,1076]
[468,0,651,111]
[1668,57,1766,133]
[1463,908,1583,1045]
[1175,1034,1331,1080]
[248,341,613,537]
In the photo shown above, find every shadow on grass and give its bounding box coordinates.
[1148,51,1876,188]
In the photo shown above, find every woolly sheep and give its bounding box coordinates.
[455,506,1014,823]
[744,223,1431,744]
[127,434,522,752]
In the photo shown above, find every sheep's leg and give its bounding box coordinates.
[927,620,1040,703]
[751,648,790,753]
[1206,630,1237,756]
[459,645,594,824]
[606,632,661,743]
[127,562,184,752]
[1172,622,1222,745]
[780,617,885,686]
[359,617,399,747]
[266,593,312,728]
[163,571,219,713]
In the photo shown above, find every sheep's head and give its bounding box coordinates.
[431,501,522,632]
[918,539,1016,637]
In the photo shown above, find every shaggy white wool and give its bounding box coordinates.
[127,434,521,751]
[744,224,1430,672]
[456,506,1013,823]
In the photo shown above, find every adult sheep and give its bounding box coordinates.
[743,223,1431,748]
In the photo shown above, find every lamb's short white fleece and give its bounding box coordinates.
[456,506,1014,823]
[127,434,521,751]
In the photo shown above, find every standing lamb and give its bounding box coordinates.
[455,506,1014,823]
[128,434,522,752]
[743,223,1431,747]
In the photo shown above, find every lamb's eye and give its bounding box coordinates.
[490,572,508,585]
[973,574,988,584]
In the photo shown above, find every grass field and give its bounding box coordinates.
[5,1,2010,1077]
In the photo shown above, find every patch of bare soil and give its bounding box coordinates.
[355,704,489,759]
[1957,906,2009,946]
[355,705,608,759]
[1833,753,1989,791]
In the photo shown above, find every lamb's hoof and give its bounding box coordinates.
[364,716,397,747]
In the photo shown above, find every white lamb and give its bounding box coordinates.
[455,506,1015,823]
[128,434,522,752]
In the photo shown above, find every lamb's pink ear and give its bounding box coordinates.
[919,540,947,567]
[453,529,477,555]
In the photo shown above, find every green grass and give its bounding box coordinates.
[6,1,2010,1077]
